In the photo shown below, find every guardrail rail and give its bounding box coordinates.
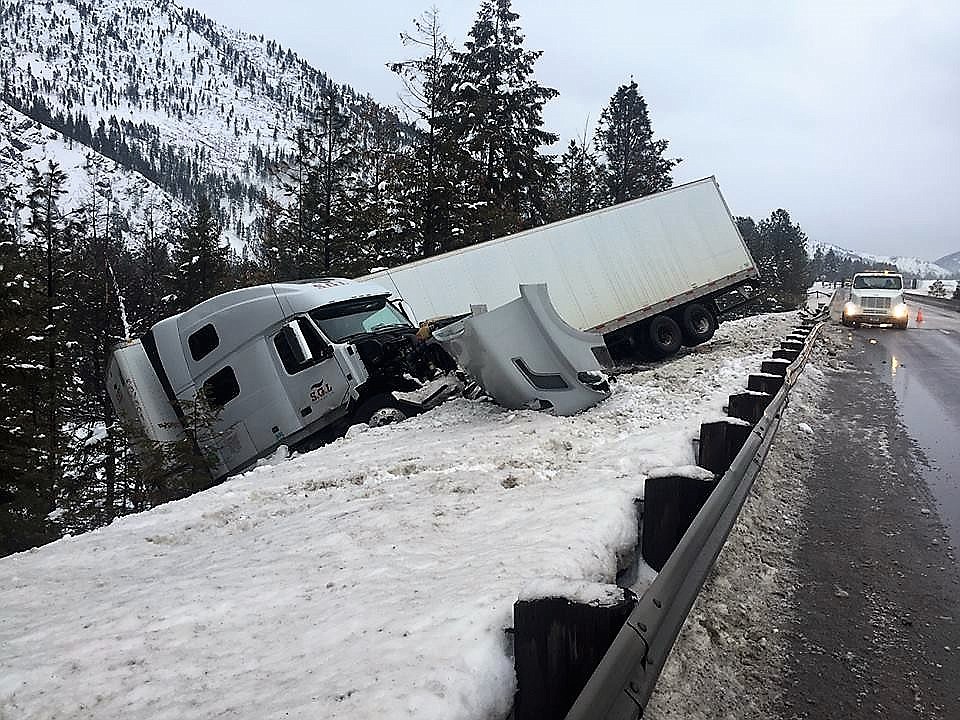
[563,310,827,720]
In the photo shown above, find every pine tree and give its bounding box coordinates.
[170,193,229,310]
[759,209,809,305]
[595,80,679,203]
[128,202,177,332]
[345,109,419,274]
[21,161,82,544]
[738,210,810,311]
[0,183,56,555]
[390,8,469,258]
[451,0,559,242]
[550,134,607,220]
[58,181,135,532]
[928,279,947,298]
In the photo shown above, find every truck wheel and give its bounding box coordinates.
[679,303,716,346]
[355,393,406,427]
[647,315,683,358]
[368,407,406,427]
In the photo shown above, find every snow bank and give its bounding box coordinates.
[0,312,796,720]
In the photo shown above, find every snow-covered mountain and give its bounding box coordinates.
[0,99,185,238]
[934,251,960,275]
[0,0,411,244]
[810,240,955,278]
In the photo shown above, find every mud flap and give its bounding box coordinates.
[432,284,611,416]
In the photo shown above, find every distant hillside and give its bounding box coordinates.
[0,99,184,239]
[0,0,414,245]
[933,251,960,275]
[810,241,954,278]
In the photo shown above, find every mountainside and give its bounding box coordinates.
[810,240,954,278]
[934,251,960,275]
[0,0,412,245]
[0,99,185,238]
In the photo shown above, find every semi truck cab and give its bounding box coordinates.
[842,272,909,329]
[107,278,456,481]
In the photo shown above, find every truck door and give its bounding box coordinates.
[272,316,353,428]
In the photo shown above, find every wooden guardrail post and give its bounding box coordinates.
[514,586,637,720]
[761,358,791,376]
[747,372,785,395]
[698,419,752,475]
[641,471,718,572]
[727,391,772,424]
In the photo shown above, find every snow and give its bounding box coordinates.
[0,312,796,719]
[811,241,953,278]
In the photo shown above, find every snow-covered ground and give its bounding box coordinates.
[0,312,796,720]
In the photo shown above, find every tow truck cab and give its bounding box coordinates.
[842,272,909,329]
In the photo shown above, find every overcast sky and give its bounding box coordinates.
[184,0,960,261]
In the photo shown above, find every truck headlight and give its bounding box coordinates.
[893,303,908,318]
[843,301,859,316]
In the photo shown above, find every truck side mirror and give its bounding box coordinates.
[280,321,314,366]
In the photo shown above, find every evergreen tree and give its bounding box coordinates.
[59,184,133,532]
[550,133,607,220]
[759,209,808,304]
[822,248,840,283]
[311,95,358,276]
[345,109,419,274]
[0,184,56,555]
[128,202,177,332]
[170,193,229,310]
[22,161,82,543]
[451,0,558,242]
[737,209,809,310]
[928,279,947,298]
[390,8,468,259]
[595,79,679,203]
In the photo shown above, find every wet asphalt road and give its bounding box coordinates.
[782,300,960,719]
[852,297,960,550]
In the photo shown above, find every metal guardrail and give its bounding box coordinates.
[904,292,960,313]
[564,314,827,720]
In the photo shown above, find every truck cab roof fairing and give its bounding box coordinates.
[273,278,394,317]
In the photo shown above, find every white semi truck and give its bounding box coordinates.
[363,177,759,361]
[107,279,459,481]
[108,178,757,482]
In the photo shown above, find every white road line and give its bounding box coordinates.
[940,329,952,335]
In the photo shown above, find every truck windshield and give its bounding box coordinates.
[309,297,411,342]
[853,275,902,290]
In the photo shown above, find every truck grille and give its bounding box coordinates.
[860,296,891,310]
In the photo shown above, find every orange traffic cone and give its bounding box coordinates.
[917,307,924,323]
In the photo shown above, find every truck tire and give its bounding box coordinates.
[679,303,716,346]
[355,393,406,427]
[646,315,683,358]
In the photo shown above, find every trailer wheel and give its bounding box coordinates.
[646,315,683,358]
[679,303,716,346]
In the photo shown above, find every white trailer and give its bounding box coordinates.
[363,177,758,360]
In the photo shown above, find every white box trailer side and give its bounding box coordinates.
[362,177,757,337]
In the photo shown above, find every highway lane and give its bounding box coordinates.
[782,317,960,718]
[853,297,960,550]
